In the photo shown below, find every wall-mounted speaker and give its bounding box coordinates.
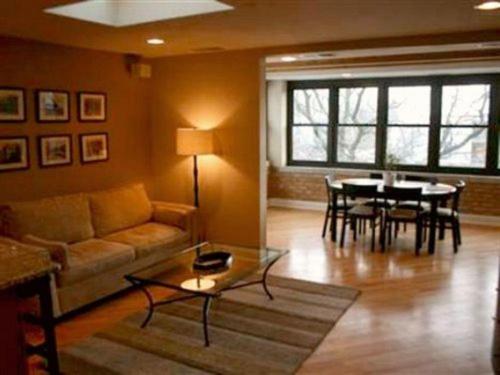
[131,63,152,79]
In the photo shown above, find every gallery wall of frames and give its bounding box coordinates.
[0,87,109,172]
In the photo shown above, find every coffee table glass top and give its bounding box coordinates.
[126,242,288,296]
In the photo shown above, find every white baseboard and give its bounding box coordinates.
[267,198,500,227]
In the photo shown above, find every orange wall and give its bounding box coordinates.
[150,50,265,246]
[0,37,152,201]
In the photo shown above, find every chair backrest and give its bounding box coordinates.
[384,185,422,201]
[452,180,466,212]
[384,185,423,213]
[404,174,431,182]
[369,173,383,179]
[324,175,334,207]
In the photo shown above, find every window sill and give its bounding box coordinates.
[273,165,500,182]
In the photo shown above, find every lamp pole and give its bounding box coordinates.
[193,154,199,207]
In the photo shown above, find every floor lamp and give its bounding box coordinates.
[176,128,214,208]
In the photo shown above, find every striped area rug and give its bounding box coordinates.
[60,276,360,374]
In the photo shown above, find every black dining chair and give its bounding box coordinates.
[382,185,427,256]
[340,183,383,252]
[424,180,466,253]
[369,173,383,179]
[322,175,355,238]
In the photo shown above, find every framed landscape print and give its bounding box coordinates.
[79,133,108,164]
[0,87,26,122]
[78,92,106,122]
[0,136,29,172]
[36,89,70,122]
[38,135,72,168]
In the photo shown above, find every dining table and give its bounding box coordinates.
[328,178,457,254]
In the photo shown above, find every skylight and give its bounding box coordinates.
[44,0,233,27]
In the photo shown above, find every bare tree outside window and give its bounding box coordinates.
[292,89,328,161]
[439,84,489,168]
[337,87,377,163]
[386,86,431,166]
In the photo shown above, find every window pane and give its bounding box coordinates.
[338,87,378,124]
[439,128,487,168]
[388,86,431,125]
[386,127,428,166]
[293,89,329,124]
[292,126,327,161]
[337,126,376,163]
[441,84,490,125]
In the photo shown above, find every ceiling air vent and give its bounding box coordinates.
[191,46,226,53]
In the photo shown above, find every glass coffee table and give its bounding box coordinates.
[124,242,288,346]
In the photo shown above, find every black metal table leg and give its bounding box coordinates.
[428,199,438,255]
[202,296,212,347]
[331,191,338,242]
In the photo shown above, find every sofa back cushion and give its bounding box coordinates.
[89,183,152,237]
[5,194,95,244]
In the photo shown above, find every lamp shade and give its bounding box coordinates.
[177,128,214,156]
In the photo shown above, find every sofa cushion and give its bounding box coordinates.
[57,239,135,287]
[103,222,189,259]
[5,194,94,244]
[89,184,153,237]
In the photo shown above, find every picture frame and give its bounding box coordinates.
[0,87,26,123]
[36,89,70,123]
[78,92,106,122]
[0,136,30,172]
[79,133,109,164]
[38,134,73,168]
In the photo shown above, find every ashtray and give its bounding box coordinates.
[193,251,233,272]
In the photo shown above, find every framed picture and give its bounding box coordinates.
[38,135,72,168]
[78,92,106,122]
[0,136,29,172]
[0,87,26,122]
[79,133,109,164]
[36,89,70,123]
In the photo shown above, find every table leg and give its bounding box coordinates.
[428,199,438,255]
[331,191,338,242]
[202,296,212,347]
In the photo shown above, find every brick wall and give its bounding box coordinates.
[268,167,500,217]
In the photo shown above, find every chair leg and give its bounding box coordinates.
[322,207,330,238]
[371,219,376,252]
[353,219,357,241]
[456,218,462,245]
[340,216,347,248]
[439,219,445,240]
[416,221,422,251]
[380,218,386,252]
[423,223,427,242]
[394,222,399,239]
[452,221,458,254]
[388,221,392,245]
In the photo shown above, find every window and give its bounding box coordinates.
[290,89,329,162]
[386,86,431,166]
[337,87,377,164]
[439,84,490,168]
[287,75,499,175]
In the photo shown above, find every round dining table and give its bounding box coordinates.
[328,178,457,254]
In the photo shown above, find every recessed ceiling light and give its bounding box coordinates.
[147,38,165,45]
[281,56,297,62]
[341,73,353,78]
[474,1,500,10]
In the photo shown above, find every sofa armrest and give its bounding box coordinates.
[22,235,69,270]
[151,202,198,244]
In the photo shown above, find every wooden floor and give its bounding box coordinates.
[55,207,500,374]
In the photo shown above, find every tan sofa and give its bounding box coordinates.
[1,183,197,317]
